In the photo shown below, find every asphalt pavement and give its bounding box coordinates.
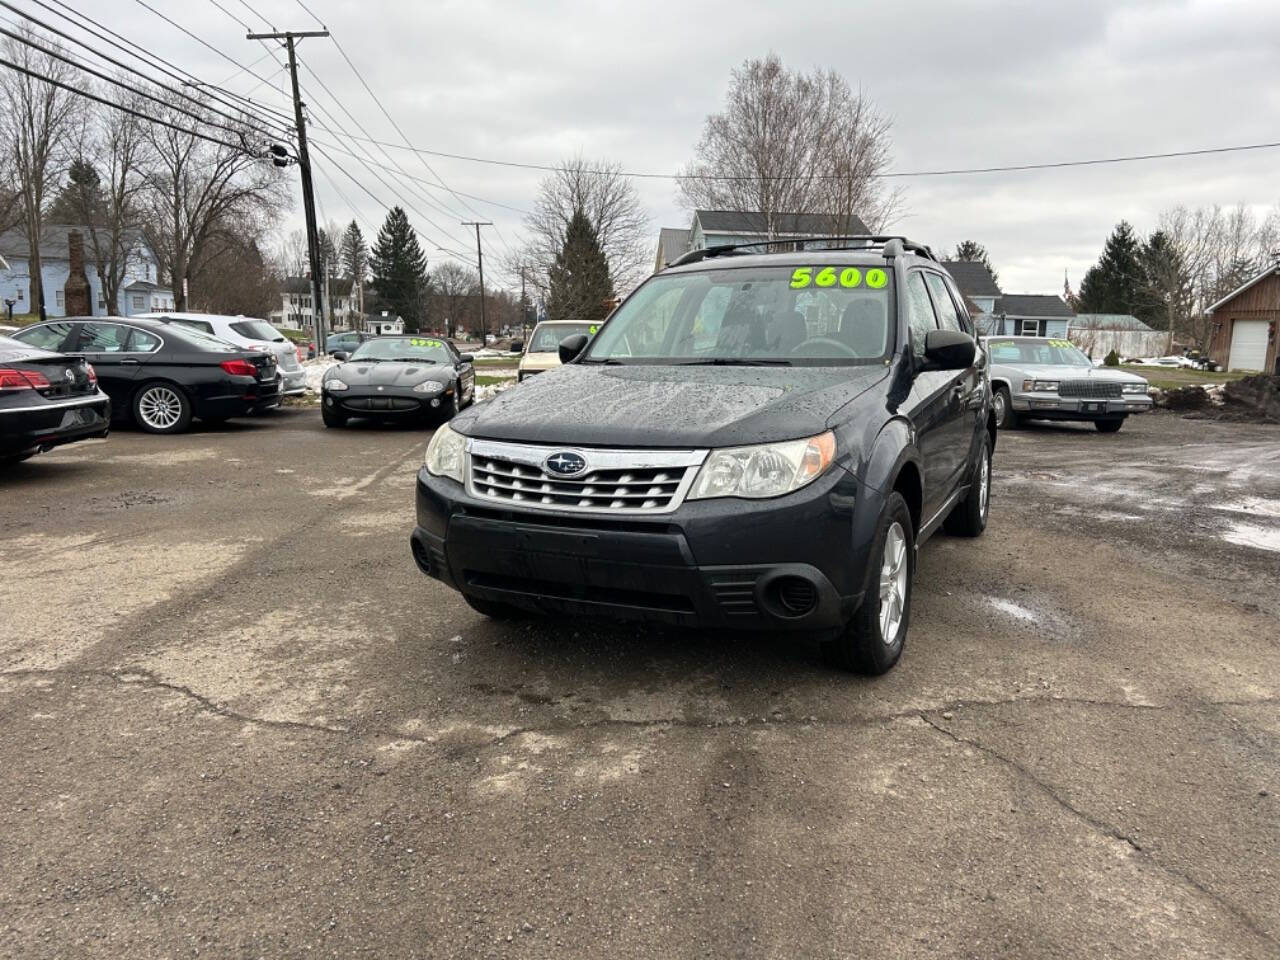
[1,409,1277,959]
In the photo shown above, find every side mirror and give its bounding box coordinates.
[559,333,589,365]
[457,353,474,364]
[922,329,975,371]
[332,350,349,362]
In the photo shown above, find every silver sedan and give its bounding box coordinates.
[984,336,1152,433]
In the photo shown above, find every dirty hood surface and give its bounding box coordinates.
[452,363,888,448]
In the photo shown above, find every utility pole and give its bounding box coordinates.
[248,29,329,349]
[462,221,492,342]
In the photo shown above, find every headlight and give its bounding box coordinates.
[424,422,466,482]
[689,431,835,500]
[1022,379,1059,392]
[1122,382,1148,394]
[324,378,349,392]
[412,380,445,394]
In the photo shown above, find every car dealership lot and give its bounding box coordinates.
[1,412,1277,958]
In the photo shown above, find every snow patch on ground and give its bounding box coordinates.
[1221,522,1280,553]
[987,597,1041,623]
[474,382,513,403]
[1215,497,1280,519]
[302,357,338,394]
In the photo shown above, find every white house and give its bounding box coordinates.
[270,276,361,333]
[0,224,169,317]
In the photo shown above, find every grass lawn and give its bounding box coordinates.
[473,356,520,367]
[475,373,517,386]
[2,313,41,327]
[1119,364,1251,390]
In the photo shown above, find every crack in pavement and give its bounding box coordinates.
[917,713,1279,951]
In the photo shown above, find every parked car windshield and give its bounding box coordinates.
[230,320,283,341]
[528,322,595,353]
[582,264,894,365]
[986,338,1091,366]
[350,337,453,363]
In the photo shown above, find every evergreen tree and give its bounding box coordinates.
[951,240,999,285]
[339,220,368,282]
[370,206,428,324]
[317,227,340,280]
[1076,221,1144,314]
[46,159,103,224]
[546,208,613,324]
[1135,230,1189,330]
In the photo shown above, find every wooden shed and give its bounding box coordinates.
[1206,266,1279,373]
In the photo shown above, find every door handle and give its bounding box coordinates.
[120,358,140,364]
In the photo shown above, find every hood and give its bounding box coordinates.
[452,363,889,447]
[331,360,452,387]
[993,363,1148,384]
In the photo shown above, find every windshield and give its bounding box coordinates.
[986,338,1091,367]
[350,336,453,363]
[582,264,894,365]
[528,322,596,353]
[230,320,283,341]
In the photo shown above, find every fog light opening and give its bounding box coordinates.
[770,576,818,617]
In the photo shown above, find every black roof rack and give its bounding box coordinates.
[667,235,938,268]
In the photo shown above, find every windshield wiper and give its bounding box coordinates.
[675,358,793,366]
[580,357,626,365]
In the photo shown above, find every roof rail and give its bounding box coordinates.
[665,235,938,268]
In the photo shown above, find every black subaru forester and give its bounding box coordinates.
[411,237,995,674]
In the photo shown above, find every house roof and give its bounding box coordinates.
[0,224,147,260]
[1206,263,1280,314]
[656,227,690,267]
[993,294,1074,319]
[1072,313,1155,331]
[693,210,870,237]
[940,260,1002,298]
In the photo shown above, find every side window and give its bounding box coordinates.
[78,322,130,353]
[924,273,963,333]
[127,328,161,352]
[942,275,972,333]
[905,272,939,357]
[12,322,74,351]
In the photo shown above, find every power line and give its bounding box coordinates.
[317,131,1280,181]
[0,55,253,152]
[0,20,272,145]
[32,0,296,134]
[0,2,291,140]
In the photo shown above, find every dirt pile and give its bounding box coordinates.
[1222,374,1280,423]
[1157,385,1212,411]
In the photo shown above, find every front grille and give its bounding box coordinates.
[1060,380,1123,399]
[710,577,758,617]
[343,396,418,411]
[467,439,706,515]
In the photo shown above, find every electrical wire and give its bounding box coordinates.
[0,55,253,152]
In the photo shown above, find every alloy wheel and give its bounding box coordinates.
[878,521,908,645]
[979,447,991,520]
[138,386,183,430]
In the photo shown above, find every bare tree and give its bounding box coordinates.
[61,82,155,315]
[0,25,82,318]
[430,261,479,339]
[678,55,900,236]
[514,156,649,299]
[140,95,288,310]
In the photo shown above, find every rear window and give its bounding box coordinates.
[164,324,238,352]
[230,320,282,341]
[11,322,74,351]
[171,318,214,334]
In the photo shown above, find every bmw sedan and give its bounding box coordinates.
[0,335,110,463]
[321,335,475,428]
[10,318,280,434]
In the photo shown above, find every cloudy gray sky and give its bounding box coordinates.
[95,0,1280,294]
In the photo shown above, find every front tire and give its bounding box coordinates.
[322,405,347,428]
[132,381,192,434]
[944,434,991,537]
[993,386,1018,429]
[821,491,914,675]
[1095,418,1124,433]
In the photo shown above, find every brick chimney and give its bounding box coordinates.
[63,230,92,316]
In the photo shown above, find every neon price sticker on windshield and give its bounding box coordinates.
[1048,339,1072,348]
[589,325,598,334]
[409,338,443,348]
[790,266,886,290]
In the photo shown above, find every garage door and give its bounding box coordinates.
[1228,319,1269,371]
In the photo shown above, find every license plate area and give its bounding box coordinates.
[1081,401,1105,413]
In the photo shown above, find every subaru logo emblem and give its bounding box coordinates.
[543,451,587,478]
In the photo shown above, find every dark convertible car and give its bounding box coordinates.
[9,317,279,434]
[0,334,110,463]
[321,336,475,427]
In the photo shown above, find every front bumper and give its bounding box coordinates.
[324,387,449,417]
[1011,394,1152,419]
[410,466,867,630]
[0,392,111,455]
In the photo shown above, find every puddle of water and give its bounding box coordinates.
[1221,522,1280,554]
